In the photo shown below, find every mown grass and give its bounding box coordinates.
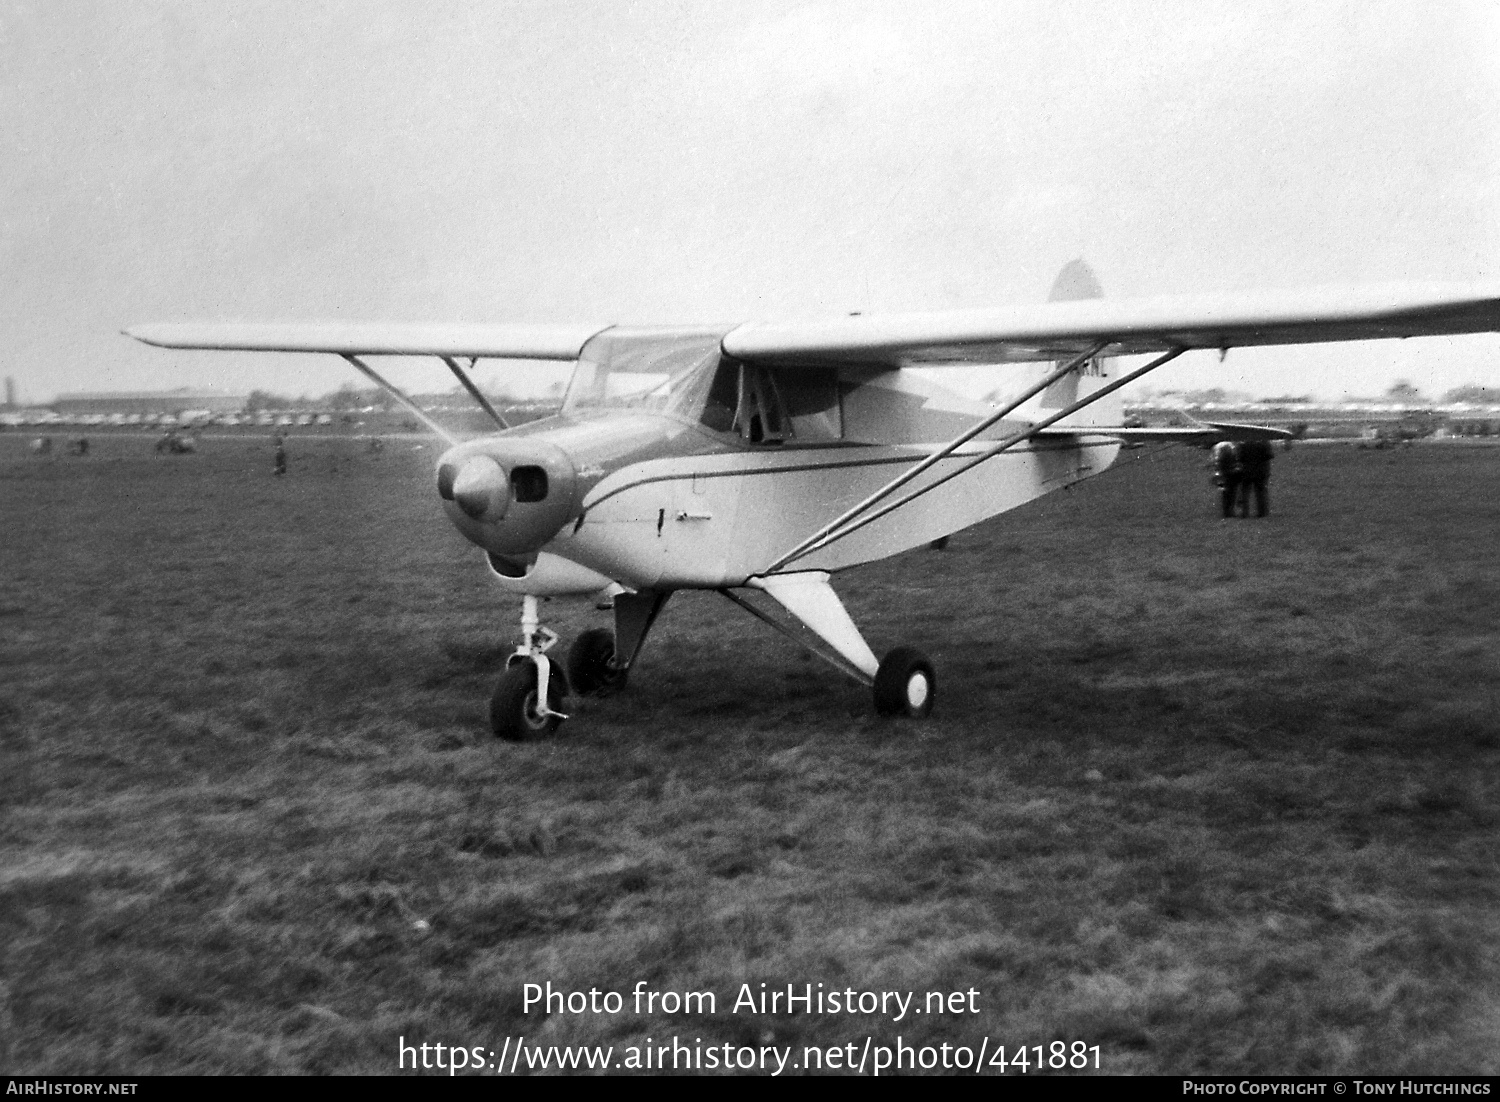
[1,433,1496,1074]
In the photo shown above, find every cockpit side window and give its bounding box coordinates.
[736,364,788,444]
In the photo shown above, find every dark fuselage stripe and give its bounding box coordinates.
[580,439,1119,513]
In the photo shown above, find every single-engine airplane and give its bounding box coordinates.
[128,263,1500,739]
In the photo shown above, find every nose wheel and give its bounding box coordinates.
[491,656,567,741]
[490,595,570,741]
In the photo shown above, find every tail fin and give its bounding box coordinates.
[1047,258,1104,304]
[1040,259,1118,426]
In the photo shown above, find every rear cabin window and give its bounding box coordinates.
[779,369,842,442]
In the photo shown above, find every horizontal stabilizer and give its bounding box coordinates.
[125,322,610,360]
[1035,422,1294,443]
[1196,421,1296,442]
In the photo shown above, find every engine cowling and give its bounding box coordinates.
[436,437,578,557]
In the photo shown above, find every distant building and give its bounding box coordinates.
[51,388,245,416]
[1124,397,1500,441]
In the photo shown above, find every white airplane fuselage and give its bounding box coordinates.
[562,429,1120,589]
[436,346,1125,596]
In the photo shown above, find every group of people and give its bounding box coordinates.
[1210,439,1275,518]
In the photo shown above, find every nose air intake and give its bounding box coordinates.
[510,465,548,503]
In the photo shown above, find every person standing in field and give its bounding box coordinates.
[1237,438,1274,517]
[273,434,287,476]
[1210,440,1240,519]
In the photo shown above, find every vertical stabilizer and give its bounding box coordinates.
[1040,259,1116,425]
[1047,258,1104,304]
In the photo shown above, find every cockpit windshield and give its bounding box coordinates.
[562,326,844,444]
[563,328,731,422]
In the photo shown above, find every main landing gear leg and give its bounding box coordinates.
[568,588,670,697]
[490,594,570,741]
[724,572,936,719]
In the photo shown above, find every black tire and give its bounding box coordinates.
[566,628,629,696]
[490,657,565,741]
[873,646,936,718]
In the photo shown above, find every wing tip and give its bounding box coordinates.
[123,324,161,346]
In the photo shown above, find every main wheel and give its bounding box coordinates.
[873,646,936,718]
[566,628,629,696]
[490,657,565,741]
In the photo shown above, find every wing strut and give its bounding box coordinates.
[770,345,1187,572]
[340,354,459,446]
[441,356,510,431]
[764,341,1108,574]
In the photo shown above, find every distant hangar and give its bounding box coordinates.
[51,388,245,417]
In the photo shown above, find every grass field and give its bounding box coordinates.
[2,432,1496,1075]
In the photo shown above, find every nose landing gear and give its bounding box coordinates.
[490,595,570,741]
[488,589,669,740]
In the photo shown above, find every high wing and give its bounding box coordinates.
[128,282,1500,368]
[125,321,609,359]
[722,282,1500,367]
[125,321,613,443]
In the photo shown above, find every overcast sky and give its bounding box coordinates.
[4,1,1498,404]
